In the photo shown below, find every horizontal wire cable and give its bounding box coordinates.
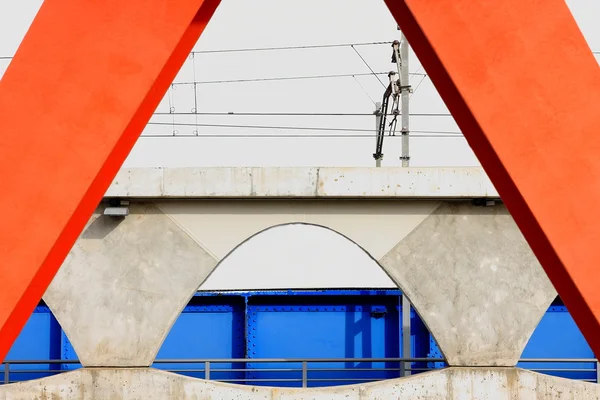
[170,72,426,86]
[145,121,461,135]
[2,45,597,59]
[190,41,391,54]
[0,41,392,61]
[141,133,464,138]
[152,112,452,117]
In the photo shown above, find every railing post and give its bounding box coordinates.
[402,294,412,377]
[3,362,8,384]
[302,361,308,388]
[596,360,599,384]
[400,359,405,377]
[205,361,210,380]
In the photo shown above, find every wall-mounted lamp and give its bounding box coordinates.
[472,198,498,207]
[103,199,130,217]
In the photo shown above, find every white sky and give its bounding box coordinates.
[0,0,598,168]
[201,224,396,290]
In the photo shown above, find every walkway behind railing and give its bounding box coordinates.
[2,358,599,387]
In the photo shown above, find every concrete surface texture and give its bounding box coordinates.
[106,166,499,198]
[379,201,557,367]
[42,204,218,367]
[1,367,599,399]
[41,199,556,369]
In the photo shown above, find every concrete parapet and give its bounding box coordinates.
[0,367,598,399]
[42,204,218,367]
[106,166,499,199]
[379,201,557,366]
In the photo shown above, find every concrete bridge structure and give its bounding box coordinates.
[0,166,597,398]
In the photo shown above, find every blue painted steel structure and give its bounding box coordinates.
[246,291,401,386]
[1,291,595,386]
[519,302,595,381]
[152,295,246,382]
[2,305,62,382]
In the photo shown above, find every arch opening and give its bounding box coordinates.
[200,222,397,291]
[153,222,446,387]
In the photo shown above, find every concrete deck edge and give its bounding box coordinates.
[106,167,499,198]
[1,367,599,399]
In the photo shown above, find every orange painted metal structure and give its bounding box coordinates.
[385,0,600,354]
[0,0,221,360]
[0,0,598,362]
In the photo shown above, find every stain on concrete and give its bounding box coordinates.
[379,201,556,366]
[43,203,218,367]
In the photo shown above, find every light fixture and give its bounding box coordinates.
[472,198,499,207]
[103,199,130,217]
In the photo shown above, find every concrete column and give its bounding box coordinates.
[43,203,218,367]
[378,201,557,366]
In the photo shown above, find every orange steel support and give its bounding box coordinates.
[0,0,221,360]
[383,0,600,354]
[0,0,599,362]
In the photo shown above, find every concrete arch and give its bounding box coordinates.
[44,216,403,368]
[43,200,556,369]
[203,205,557,368]
[154,199,440,262]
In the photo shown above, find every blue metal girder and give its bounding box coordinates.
[2,292,597,385]
[245,294,401,387]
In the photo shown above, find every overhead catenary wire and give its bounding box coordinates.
[152,111,452,116]
[350,45,387,88]
[408,64,427,100]
[0,41,393,61]
[170,71,426,86]
[351,75,377,106]
[2,44,598,60]
[190,41,391,54]
[142,133,464,138]
[410,74,428,99]
[145,121,462,135]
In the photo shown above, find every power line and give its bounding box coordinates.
[0,68,427,86]
[152,111,452,117]
[0,42,393,61]
[350,45,386,88]
[410,74,428,99]
[191,41,391,54]
[146,121,461,135]
[170,71,426,86]
[141,133,464,138]
[3,44,597,60]
[351,75,377,106]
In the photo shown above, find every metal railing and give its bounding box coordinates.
[1,358,599,387]
[518,358,600,383]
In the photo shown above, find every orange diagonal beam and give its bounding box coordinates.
[0,0,221,360]
[384,0,600,353]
